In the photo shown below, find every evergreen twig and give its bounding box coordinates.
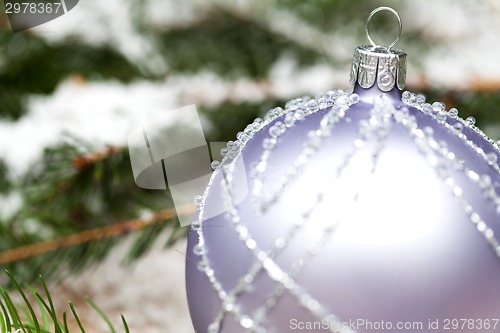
[0,204,195,265]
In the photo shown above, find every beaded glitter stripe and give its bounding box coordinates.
[211,116,390,331]
[199,93,357,331]
[216,179,349,333]
[393,99,500,258]
[192,99,315,332]
[402,91,500,225]
[424,131,500,217]
[200,96,407,333]
[251,117,391,329]
[402,91,500,173]
[251,92,360,214]
[211,114,365,332]
[200,91,370,328]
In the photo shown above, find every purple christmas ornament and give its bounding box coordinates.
[186,7,500,333]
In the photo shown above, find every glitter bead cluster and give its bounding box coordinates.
[191,89,500,333]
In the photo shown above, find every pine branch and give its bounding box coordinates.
[0,204,195,265]
[1,142,191,283]
[470,79,500,91]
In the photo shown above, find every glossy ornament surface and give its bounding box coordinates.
[186,7,500,333]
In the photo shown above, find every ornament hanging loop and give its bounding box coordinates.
[365,6,402,51]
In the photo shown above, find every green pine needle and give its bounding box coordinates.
[86,297,116,333]
[0,287,27,333]
[0,271,130,333]
[69,302,86,333]
[121,315,130,333]
[6,270,41,332]
[39,275,62,333]
[27,285,50,331]
[0,300,10,332]
[62,312,69,333]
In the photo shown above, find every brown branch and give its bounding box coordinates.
[0,203,196,265]
[470,79,500,91]
[408,78,500,92]
[72,145,122,171]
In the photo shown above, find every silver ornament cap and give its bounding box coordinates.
[350,7,407,92]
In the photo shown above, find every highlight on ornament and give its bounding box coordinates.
[185,6,500,333]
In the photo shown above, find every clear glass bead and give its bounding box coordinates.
[307,100,319,113]
[336,95,349,106]
[448,108,458,117]
[466,116,476,125]
[437,110,447,122]
[432,102,444,112]
[208,323,219,333]
[240,316,254,329]
[193,244,205,256]
[416,94,426,104]
[326,90,339,98]
[423,126,434,136]
[402,91,411,101]
[211,160,221,171]
[410,93,418,104]
[452,122,463,133]
[349,93,360,104]
[486,152,498,165]
[236,131,248,141]
[422,103,433,114]
[194,195,203,206]
[262,138,275,150]
[284,112,295,127]
[269,125,281,138]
